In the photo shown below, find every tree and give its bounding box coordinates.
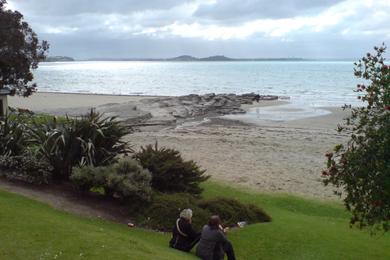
[0,0,48,96]
[323,44,390,231]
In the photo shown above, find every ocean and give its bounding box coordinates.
[34,61,362,107]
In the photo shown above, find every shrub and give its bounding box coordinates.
[139,192,210,231]
[135,143,209,195]
[323,45,390,231]
[138,193,271,231]
[71,158,152,204]
[30,110,131,180]
[0,115,27,156]
[0,154,52,184]
[106,159,152,203]
[198,197,272,227]
[70,165,107,192]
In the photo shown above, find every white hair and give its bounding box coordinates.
[179,208,193,220]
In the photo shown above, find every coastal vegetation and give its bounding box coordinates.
[323,45,390,232]
[0,109,271,231]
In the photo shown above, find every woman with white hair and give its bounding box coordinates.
[169,208,201,252]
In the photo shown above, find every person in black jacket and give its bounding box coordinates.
[196,215,236,260]
[169,209,201,252]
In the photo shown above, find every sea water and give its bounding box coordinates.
[34,60,362,107]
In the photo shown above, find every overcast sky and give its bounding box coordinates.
[6,0,390,59]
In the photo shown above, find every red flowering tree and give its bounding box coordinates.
[0,0,48,96]
[323,44,390,231]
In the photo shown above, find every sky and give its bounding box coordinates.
[6,0,390,59]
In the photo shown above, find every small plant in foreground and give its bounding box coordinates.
[135,143,209,195]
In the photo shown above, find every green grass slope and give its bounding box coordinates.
[1,182,389,260]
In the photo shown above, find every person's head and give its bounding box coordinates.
[180,208,193,221]
[208,215,221,229]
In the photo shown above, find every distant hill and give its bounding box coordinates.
[45,56,75,62]
[167,55,198,61]
[199,55,235,61]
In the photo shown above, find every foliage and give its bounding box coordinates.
[30,110,131,180]
[71,158,152,203]
[70,165,107,192]
[0,0,49,96]
[198,197,271,227]
[135,143,209,195]
[106,159,152,203]
[0,114,27,156]
[138,192,210,231]
[323,44,390,231]
[138,193,271,231]
[0,153,52,184]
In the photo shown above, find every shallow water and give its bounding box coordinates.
[223,104,332,123]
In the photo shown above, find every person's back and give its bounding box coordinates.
[196,224,226,260]
[196,216,236,260]
[169,209,200,252]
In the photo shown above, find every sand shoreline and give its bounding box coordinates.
[9,92,348,199]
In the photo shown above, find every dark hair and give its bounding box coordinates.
[208,215,221,229]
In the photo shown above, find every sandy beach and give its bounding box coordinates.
[9,92,349,199]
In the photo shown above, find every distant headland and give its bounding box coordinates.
[45,56,75,62]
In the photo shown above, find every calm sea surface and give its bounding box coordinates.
[34,61,362,107]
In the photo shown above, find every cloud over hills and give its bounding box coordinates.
[7,0,390,59]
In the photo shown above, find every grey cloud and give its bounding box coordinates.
[195,0,346,21]
[11,0,191,15]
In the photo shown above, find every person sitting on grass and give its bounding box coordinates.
[196,215,236,260]
[169,208,201,252]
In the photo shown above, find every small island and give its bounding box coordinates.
[45,56,75,62]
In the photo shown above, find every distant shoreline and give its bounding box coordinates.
[44,55,357,62]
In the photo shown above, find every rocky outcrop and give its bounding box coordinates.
[41,93,280,128]
[142,93,279,120]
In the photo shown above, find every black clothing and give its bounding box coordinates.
[169,218,200,252]
[196,225,236,260]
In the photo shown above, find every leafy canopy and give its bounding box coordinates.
[0,0,48,96]
[323,44,390,231]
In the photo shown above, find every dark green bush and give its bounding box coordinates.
[198,197,272,227]
[138,193,271,231]
[30,110,131,180]
[0,154,52,184]
[135,143,209,195]
[71,158,152,203]
[138,192,210,231]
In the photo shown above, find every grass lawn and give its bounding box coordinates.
[1,182,389,259]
